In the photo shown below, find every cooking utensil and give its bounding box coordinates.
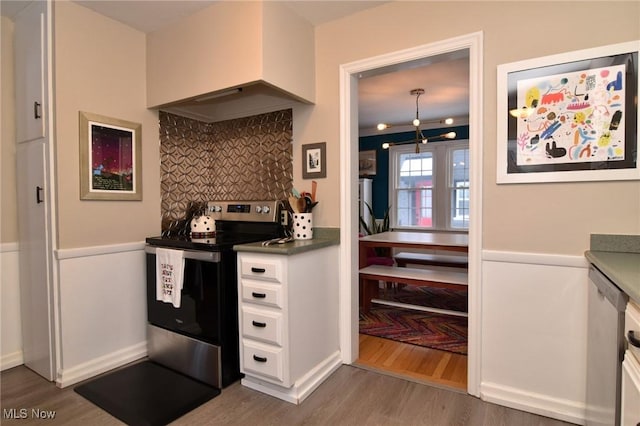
[289,196,299,213]
[297,197,307,214]
[311,181,317,202]
[303,195,313,213]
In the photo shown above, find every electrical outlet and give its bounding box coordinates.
[280,210,289,226]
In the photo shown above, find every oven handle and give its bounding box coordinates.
[145,246,221,263]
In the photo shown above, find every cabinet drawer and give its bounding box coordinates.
[241,281,283,308]
[240,257,283,283]
[241,307,283,346]
[242,339,284,382]
[626,301,640,365]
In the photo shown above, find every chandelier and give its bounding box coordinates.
[411,88,427,153]
[381,88,456,153]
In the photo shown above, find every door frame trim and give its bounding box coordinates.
[338,31,484,396]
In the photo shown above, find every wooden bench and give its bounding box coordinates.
[394,252,468,269]
[359,264,468,314]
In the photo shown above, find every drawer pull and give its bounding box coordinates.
[251,267,266,273]
[251,292,266,299]
[252,320,267,328]
[629,330,640,348]
[253,355,267,363]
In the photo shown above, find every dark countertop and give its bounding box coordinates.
[234,227,340,255]
[585,234,640,304]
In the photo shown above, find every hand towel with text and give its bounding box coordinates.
[155,248,185,308]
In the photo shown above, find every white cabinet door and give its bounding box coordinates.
[621,354,640,426]
[16,140,54,380]
[14,0,46,143]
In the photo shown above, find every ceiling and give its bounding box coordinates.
[0,0,389,31]
[1,0,469,134]
[358,50,470,136]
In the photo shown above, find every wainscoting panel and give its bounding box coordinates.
[1,243,23,371]
[480,250,589,425]
[56,243,147,387]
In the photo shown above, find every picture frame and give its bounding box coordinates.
[79,111,142,200]
[359,150,377,176]
[302,142,326,179]
[497,40,639,184]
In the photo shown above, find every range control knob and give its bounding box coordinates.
[261,206,270,214]
[255,206,263,214]
[211,205,222,213]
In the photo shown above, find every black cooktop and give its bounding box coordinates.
[146,220,283,251]
[145,233,271,251]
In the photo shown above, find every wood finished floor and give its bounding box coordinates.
[1,363,572,425]
[356,334,467,391]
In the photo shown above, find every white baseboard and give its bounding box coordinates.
[241,351,342,404]
[481,382,585,425]
[1,350,24,371]
[56,341,147,388]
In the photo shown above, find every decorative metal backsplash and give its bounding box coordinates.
[159,110,293,232]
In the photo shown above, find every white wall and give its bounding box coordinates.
[481,251,588,424]
[1,243,23,370]
[55,244,147,387]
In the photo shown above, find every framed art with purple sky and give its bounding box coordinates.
[79,111,142,200]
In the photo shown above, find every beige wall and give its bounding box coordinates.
[54,2,161,249]
[305,1,640,255]
[5,1,639,254]
[1,16,18,244]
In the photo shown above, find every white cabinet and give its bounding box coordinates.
[237,248,340,404]
[622,301,640,426]
[622,355,640,426]
[14,0,46,143]
[13,0,56,381]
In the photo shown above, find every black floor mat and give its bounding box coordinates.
[74,361,220,426]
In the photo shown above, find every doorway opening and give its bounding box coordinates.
[338,32,483,396]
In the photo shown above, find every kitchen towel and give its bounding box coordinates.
[156,248,185,308]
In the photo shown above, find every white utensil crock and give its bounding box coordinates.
[292,213,313,240]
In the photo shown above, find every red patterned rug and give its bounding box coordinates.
[359,287,468,355]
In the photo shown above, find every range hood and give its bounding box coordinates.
[146,1,315,124]
[157,81,308,124]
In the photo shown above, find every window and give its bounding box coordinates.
[450,147,470,229]
[389,140,469,231]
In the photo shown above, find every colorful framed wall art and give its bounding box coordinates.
[497,40,639,183]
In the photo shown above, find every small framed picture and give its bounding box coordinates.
[359,150,377,176]
[79,111,142,200]
[302,142,326,179]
